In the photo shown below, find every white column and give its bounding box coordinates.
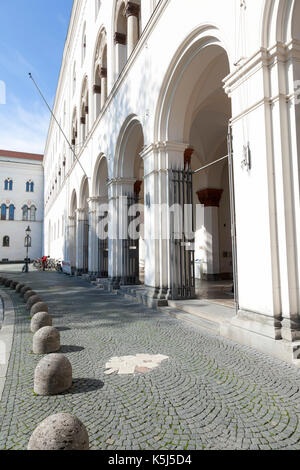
[87,197,101,275]
[125,2,140,57]
[76,208,85,273]
[68,216,76,268]
[196,189,223,279]
[100,68,107,109]
[114,33,127,78]
[141,142,189,297]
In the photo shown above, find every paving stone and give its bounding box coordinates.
[2,271,300,450]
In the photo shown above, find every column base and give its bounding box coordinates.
[221,309,300,364]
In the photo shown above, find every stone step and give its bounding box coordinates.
[159,306,220,335]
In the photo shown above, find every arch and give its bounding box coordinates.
[2,236,9,247]
[70,189,77,215]
[79,176,90,209]
[154,25,232,142]
[92,153,109,197]
[92,27,108,120]
[22,204,29,221]
[261,0,299,48]
[1,203,7,220]
[71,107,78,158]
[114,114,144,178]
[8,204,15,221]
[80,76,89,142]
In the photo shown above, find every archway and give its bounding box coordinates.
[115,116,145,285]
[93,155,109,277]
[155,29,235,305]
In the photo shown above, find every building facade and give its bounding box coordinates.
[0,150,44,263]
[44,0,300,363]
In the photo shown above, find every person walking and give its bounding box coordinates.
[41,255,48,271]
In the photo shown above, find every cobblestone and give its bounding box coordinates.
[1,271,300,449]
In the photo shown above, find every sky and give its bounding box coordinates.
[0,0,74,154]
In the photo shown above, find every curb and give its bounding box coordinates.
[0,289,15,401]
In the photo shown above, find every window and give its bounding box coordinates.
[4,179,12,191]
[22,205,28,221]
[30,205,37,221]
[3,236,9,247]
[26,181,34,192]
[8,204,15,221]
[1,204,6,220]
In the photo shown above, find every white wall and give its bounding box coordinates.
[0,156,44,262]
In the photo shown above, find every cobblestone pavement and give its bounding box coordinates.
[1,268,300,450]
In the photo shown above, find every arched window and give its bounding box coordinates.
[4,179,12,191]
[80,78,89,143]
[1,204,7,220]
[8,204,15,221]
[114,1,141,79]
[72,62,76,96]
[22,205,28,221]
[82,25,87,64]
[93,29,108,120]
[26,181,34,192]
[30,205,36,221]
[71,108,78,159]
[3,236,9,247]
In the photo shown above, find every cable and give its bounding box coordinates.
[28,73,89,180]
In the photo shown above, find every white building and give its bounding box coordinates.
[0,150,44,263]
[44,0,300,364]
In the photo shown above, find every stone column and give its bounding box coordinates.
[141,141,190,300]
[68,216,76,269]
[87,197,101,275]
[114,32,127,78]
[196,189,223,280]
[107,178,136,287]
[125,2,140,57]
[100,68,107,109]
[75,208,85,274]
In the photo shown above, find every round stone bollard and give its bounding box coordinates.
[24,290,36,302]
[26,295,42,310]
[33,327,60,354]
[31,312,52,334]
[0,277,6,285]
[27,413,89,450]
[33,354,72,395]
[20,286,31,296]
[30,302,49,318]
[16,283,25,293]
[5,279,12,287]
[10,281,18,290]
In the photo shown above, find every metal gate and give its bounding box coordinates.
[121,195,140,285]
[98,211,108,277]
[83,220,89,273]
[169,167,195,300]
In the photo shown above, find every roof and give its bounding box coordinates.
[0,150,44,162]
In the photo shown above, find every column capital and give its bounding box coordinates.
[93,84,101,94]
[197,189,223,207]
[114,32,126,45]
[99,67,107,79]
[125,1,140,18]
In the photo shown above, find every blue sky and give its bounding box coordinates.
[0,0,73,154]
